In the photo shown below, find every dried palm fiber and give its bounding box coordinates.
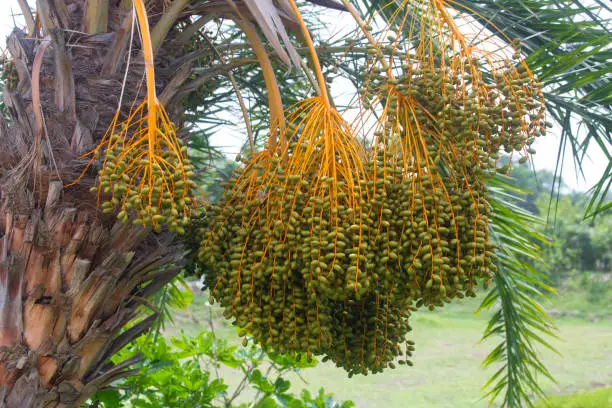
[73,0,200,233]
[199,0,546,375]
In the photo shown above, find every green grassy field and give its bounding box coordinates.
[166,281,612,407]
[536,388,612,408]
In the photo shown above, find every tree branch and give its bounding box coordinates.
[83,0,109,34]
[150,0,192,54]
[16,0,35,33]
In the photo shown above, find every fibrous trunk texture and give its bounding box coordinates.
[0,1,193,406]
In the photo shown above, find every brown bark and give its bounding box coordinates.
[0,1,192,406]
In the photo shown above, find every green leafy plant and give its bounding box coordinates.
[88,328,353,408]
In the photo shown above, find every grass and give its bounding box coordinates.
[165,277,612,407]
[536,387,612,408]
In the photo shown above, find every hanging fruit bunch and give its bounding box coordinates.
[75,0,200,233]
[91,108,197,234]
[198,0,546,375]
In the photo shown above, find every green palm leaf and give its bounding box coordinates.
[479,175,558,407]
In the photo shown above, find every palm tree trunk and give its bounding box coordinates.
[0,1,193,406]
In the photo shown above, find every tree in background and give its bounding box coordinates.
[507,162,558,215]
[537,194,612,275]
[504,162,611,287]
[0,1,608,408]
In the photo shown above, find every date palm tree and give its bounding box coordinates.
[0,0,608,407]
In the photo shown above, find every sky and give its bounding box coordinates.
[1,1,608,192]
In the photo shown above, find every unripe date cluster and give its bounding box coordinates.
[363,55,546,173]
[198,152,494,375]
[91,134,198,233]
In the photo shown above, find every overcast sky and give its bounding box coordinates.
[1,1,608,192]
